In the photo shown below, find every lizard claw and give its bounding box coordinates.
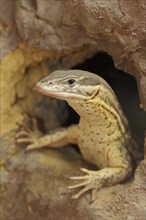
[68,168,102,202]
[16,118,42,148]
[31,117,39,130]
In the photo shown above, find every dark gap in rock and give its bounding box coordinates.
[64,52,145,144]
[30,0,37,11]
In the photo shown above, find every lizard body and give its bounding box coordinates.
[16,70,134,201]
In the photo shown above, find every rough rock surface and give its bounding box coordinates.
[1,131,146,220]
[1,0,146,109]
[1,0,146,219]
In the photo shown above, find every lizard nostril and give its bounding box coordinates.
[48,82,53,86]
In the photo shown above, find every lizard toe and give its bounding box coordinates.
[15,131,31,138]
[71,185,91,199]
[16,137,34,144]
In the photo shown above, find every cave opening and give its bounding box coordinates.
[64,52,145,145]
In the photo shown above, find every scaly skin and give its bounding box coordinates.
[16,70,133,202]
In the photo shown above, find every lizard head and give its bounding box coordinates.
[35,70,102,101]
[35,70,127,127]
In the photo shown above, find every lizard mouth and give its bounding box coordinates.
[35,82,74,99]
[35,83,59,98]
[35,83,47,94]
[35,82,100,101]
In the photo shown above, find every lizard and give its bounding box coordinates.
[16,70,135,202]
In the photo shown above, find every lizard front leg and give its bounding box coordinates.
[16,119,79,151]
[69,145,132,202]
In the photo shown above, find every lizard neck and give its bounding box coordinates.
[67,98,100,120]
[67,96,128,134]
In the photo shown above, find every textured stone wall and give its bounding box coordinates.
[1,1,146,219]
[2,0,146,109]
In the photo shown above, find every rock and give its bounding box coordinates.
[1,1,145,219]
[1,131,146,220]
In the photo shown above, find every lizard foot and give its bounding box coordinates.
[16,118,42,150]
[68,168,103,202]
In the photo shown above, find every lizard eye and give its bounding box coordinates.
[67,79,76,86]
